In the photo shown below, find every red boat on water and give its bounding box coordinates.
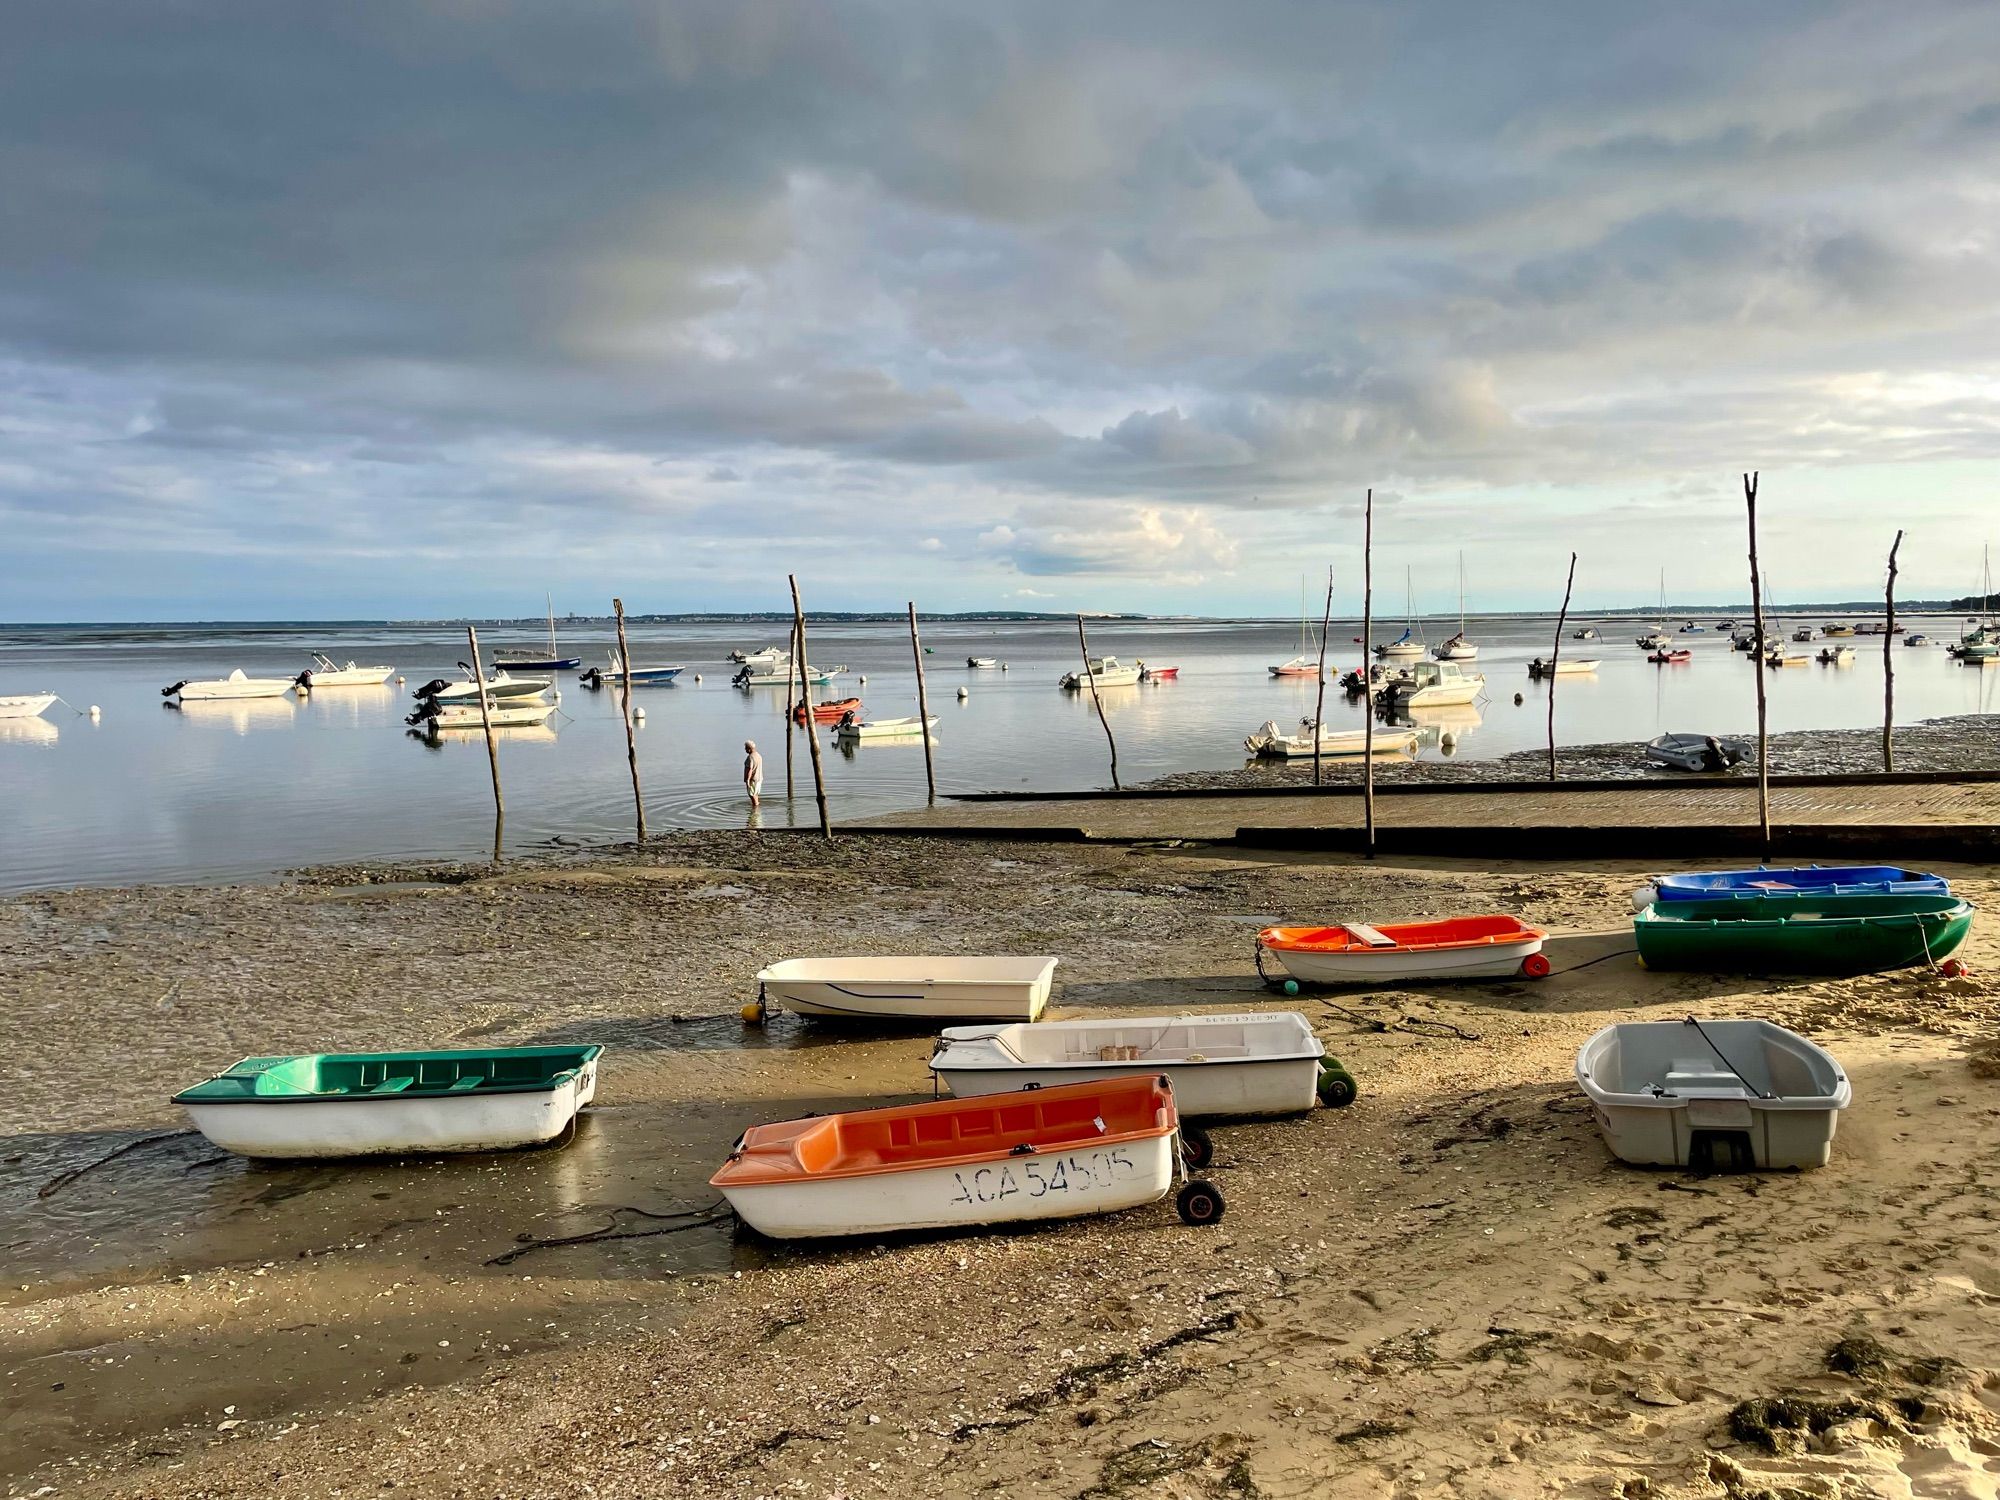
[793,696,862,724]
[1648,649,1692,664]
[1143,666,1180,681]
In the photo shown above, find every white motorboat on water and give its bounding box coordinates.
[1572,626,1599,640]
[410,700,558,731]
[1060,656,1143,689]
[966,656,999,669]
[1244,719,1419,759]
[1576,1019,1850,1170]
[931,1012,1338,1116]
[1644,733,1751,772]
[754,956,1059,1022]
[730,646,790,667]
[414,669,551,704]
[0,692,59,720]
[162,669,295,702]
[735,662,843,687]
[833,714,937,741]
[1526,657,1599,677]
[175,1046,601,1159]
[1380,660,1483,709]
[296,653,395,689]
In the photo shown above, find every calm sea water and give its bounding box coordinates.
[1,615,1994,892]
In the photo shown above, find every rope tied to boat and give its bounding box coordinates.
[1683,1016,1775,1100]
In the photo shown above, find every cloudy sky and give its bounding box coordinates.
[5,2,1999,620]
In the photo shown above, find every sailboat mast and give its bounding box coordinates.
[546,593,556,660]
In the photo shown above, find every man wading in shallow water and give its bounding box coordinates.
[743,740,764,808]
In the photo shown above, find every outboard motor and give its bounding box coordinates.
[406,704,441,728]
[294,670,314,690]
[837,709,858,729]
[412,678,452,701]
[161,680,188,698]
[732,666,751,688]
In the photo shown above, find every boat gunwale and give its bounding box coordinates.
[933,1012,1326,1071]
[711,1077,1176,1187]
[172,1044,603,1106]
[1633,896,1971,930]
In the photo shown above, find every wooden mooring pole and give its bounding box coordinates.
[1744,473,1771,855]
[784,616,797,801]
[1075,616,1120,790]
[1883,529,1903,772]
[612,597,645,842]
[1312,565,1333,787]
[465,624,504,857]
[1361,488,1375,854]
[908,602,937,803]
[789,575,832,837]
[1548,552,1577,781]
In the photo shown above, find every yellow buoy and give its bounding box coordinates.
[740,1001,764,1025]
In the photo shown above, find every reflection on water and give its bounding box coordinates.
[0,716,59,746]
[1,614,1996,889]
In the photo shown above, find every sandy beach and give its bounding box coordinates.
[4,830,1997,1498]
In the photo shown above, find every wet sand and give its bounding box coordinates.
[3,831,1997,1497]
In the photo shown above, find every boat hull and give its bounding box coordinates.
[302,667,394,687]
[172,678,294,701]
[1636,866,1949,906]
[722,1133,1176,1239]
[1576,1020,1850,1169]
[933,1013,1325,1117]
[0,693,57,719]
[428,677,550,703]
[757,956,1057,1021]
[1259,917,1546,982]
[1633,895,1973,974]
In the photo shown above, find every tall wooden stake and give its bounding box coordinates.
[1548,552,1577,781]
[613,597,645,842]
[1361,488,1375,853]
[465,624,504,848]
[1883,528,1903,772]
[784,615,797,801]
[1745,473,1771,855]
[789,574,832,837]
[1076,616,1120,790]
[908,602,937,803]
[1312,565,1334,786]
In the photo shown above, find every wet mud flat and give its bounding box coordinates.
[2,830,1998,1497]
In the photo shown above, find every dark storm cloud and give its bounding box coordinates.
[4,1,2000,612]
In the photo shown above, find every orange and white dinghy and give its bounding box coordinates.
[1258,915,1550,983]
[711,1075,1226,1239]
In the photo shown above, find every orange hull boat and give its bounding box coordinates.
[1259,914,1548,982]
[793,697,862,724]
[711,1075,1224,1238]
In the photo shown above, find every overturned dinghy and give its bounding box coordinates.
[1644,733,1751,772]
[711,1075,1223,1239]
[1576,1019,1850,1170]
[174,1046,602,1159]
[754,955,1058,1022]
[931,1012,1350,1115]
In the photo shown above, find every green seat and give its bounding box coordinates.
[447,1076,484,1092]
[370,1076,415,1094]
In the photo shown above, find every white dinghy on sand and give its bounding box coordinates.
[754,956,1059,1022]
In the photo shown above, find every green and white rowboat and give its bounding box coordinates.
[174,1045,602,1158]
[1634,895,1972,975]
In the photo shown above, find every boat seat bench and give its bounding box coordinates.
[1340,923,1397,947]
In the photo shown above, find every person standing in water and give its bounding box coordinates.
[743,740,764,807]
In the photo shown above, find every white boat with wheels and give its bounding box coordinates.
[1060,656,1143,689]
[833,714,937,741]
[932,1012,1334,1116]
[174,1045,601,1159]
[296,653,394,688]
[711,1075,1212,1239]
[1575,1019,1849,1170]
[162,669,295,701]
[0,692,58,720]
[755,955,1058,1022]
[1244,719,1418,759]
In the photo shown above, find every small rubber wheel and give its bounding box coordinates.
[1520,952,1552,979]
[1317,1069,1358,1108]
[1179,1126,1214,1171]
[1176,1180,1226,1226]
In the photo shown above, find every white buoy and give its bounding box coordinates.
[89,705,101,719]
[633,707,646,722]
[395,675,405,684]
[694,673,703,684]
[859,675,868,685]
[1001,663,1009,671]
[957,686,969,700]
